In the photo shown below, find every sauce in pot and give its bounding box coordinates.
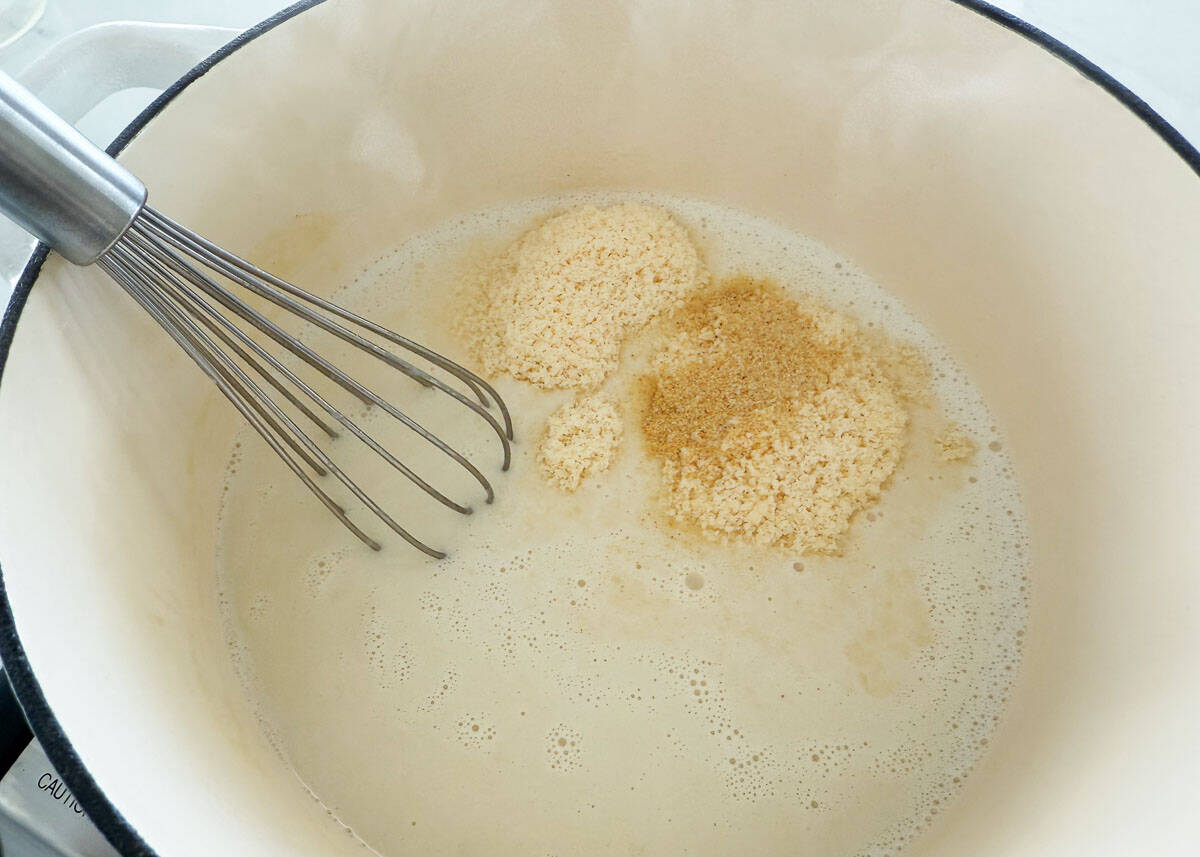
[217,192,1029,857]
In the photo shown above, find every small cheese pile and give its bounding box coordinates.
[537,394,622,491]
[642,279,910,553]
[934,424,976,462]
[462,203,707,390]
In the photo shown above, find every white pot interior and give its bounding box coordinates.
[0,0,1198,854]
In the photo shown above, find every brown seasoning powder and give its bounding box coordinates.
[642,278,910,552]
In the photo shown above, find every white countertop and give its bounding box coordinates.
[1013,0,1199,143]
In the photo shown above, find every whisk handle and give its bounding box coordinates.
[0,70,146,266]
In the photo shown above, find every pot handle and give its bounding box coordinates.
[16,21,241,126]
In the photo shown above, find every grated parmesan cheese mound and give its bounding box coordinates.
[538,394,623,491]
[642,279,910,553]
[463,203,707,390]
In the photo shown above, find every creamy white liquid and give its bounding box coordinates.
[217,192,1029,857]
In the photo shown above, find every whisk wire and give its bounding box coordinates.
[128,214,499,503]
[143,207,514,442]
[117,228,474,516]
[136,211,512,470]
[101,245,454,558]
[118,232,340,439]
[92,207,511,557]
[97,252,380,546]
[102,245,327,475]
[127,218,493,508]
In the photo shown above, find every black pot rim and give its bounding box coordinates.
[0,2,1196,855]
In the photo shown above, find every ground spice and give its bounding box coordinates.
[642,278,910,552]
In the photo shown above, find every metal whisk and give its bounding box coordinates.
[0,72,511,558]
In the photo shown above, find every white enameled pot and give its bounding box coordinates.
[0,1,1197,854]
